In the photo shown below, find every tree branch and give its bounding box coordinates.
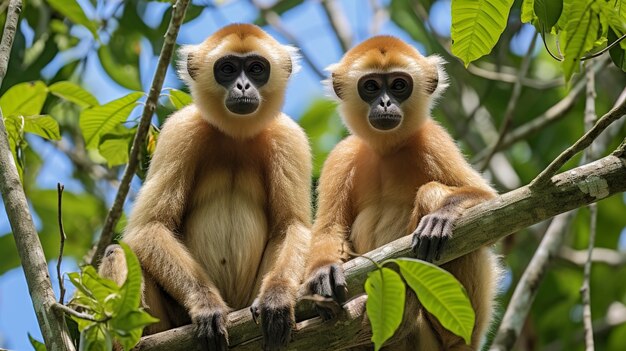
[90,0,191,266]
[320,0,352,52]
[559,247,626,267]
[0,1,75,349]
[57,183,67,304]
[134,151,626,350]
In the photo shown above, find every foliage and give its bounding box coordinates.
[365,259,474,349]
[67,243,158,351]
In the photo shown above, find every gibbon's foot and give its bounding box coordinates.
[304,264,347,320]
[250,289,295,351]
[192,307,229,351]
[411,210,459,262]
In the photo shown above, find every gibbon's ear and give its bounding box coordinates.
[282,45,301,76]
[323,63,343,100]
[177,44,200,85]
[424,54,449,100]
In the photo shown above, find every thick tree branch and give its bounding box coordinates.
[0,1,75,349]
[134,151,626,350]
[91,0,191,266]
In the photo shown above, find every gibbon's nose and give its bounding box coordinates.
[379,94,392,110]
[235,74,252,92]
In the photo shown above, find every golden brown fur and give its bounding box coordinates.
[304,36,499,350]
[99,24,311,350]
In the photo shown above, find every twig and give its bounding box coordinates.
[320,0,352,52]
[0,0,75,349]
[259,10,326,79]
[581,32,626,61]
[480,31,538,171]
[52,302,109,323]
[559,247,626,267]
[90,0,191,266]
[530,86,626,187]
[466,64,563,90]
[489,212,577,351]
[471,58,607,164]
[56,183,67,304]
[580,62,597,351]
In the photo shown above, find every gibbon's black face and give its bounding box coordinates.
[357,72,413,130]
[214,54,271,115]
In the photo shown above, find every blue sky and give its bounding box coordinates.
[0,0,540,349]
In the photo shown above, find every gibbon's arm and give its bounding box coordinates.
[411,120,497,262]
[123,107,227,316]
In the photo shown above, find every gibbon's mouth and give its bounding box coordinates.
[369,113,402,131]
[226,97,260,115]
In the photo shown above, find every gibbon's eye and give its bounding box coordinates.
[391,79,407,91]
[364,80,380,92]
[220,63,236,74]
[248,62,265,74]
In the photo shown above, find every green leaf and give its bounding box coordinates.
[396,258,475,345]
[28,333,46,351]
[80,92,143,149]
[81,325,112,351]
[22,115,61,140]
[521,0,536,24]
[451,0,515,66]
[0,81,48,117]
[534,0,563,32]
[254,0,304,25]
[562,1,600,81]
[98,44,142,90]
[116,243,143,316]
[49,81,99,108]
[609,28,626,71]
[365,267,405,351]
[111,310,159,350]
[98,126,136,167]
[168,89,193,110]
[47,0,99,39]
[0,234,20,275]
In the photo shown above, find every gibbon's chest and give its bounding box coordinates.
[350,147,428,253]
[182,139,269,308]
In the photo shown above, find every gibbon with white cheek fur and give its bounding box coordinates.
[98,24,312,351]
[303,36,501,350]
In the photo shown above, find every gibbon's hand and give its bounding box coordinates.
[411,209,460,262]
[250,286,295,351]
[303,264,347,321]
[192,304,229,351]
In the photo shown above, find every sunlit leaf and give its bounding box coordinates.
[254,0,304,26]
[0,81,47,117]
[28,333,46,351]
[22,115,61,141]
[81,325,112,351]
[365,267,405,351]
[111,310,158,350]
[98,126,136,167]
[534,0,563,32]
[562,1,600,81]
[451,0,515,66]
[396,258,475,345]
[116,243,143,316]
[49,81,99,108]
[80,92,143,149]
[521,0,536,24]
[47,0,99,39]
[168,89,193,110]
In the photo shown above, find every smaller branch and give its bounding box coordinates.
[466,64,563,90]
[91,0,191,266]
[530,86,626,187]
[56,183,67,305]
[480,31,538,171]
[52,302,109,323]
[580,63,597,351]
[581,32,626,61]
[320,0,352,52]
[471,57,606,164]
[559,247,626,267]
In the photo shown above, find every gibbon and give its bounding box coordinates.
[99,24,312,351]
[303,36,500,350]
